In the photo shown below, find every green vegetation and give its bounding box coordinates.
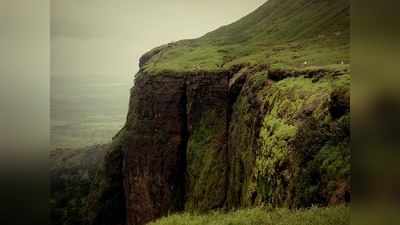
[50,145,107,225]
[254,74,350,207]
[86,129,127,225]
[148,205,349,225]
[225,66,350,209]
[225,70,270,208]
[141,0,350,74]
[186,110,227,211]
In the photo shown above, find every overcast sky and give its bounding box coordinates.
[51,0,267,77]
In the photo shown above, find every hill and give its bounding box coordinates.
[140,0,349,73]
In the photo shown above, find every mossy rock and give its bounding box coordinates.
[253,74,350,207]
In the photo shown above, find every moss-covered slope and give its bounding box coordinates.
[226,67,350,209]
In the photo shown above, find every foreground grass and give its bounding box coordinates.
[148,205,349,225]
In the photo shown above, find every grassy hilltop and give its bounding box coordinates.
[141,0,350,73]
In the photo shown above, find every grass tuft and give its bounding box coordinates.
[148,205,350,225]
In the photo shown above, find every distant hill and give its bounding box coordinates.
[50,145,108,225]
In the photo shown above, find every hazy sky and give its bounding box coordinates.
[51,0,267,77]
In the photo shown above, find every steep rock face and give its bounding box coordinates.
[185,72,229,211]
[241,70,350,208]
[121,70,232,224]
[226,66,350,209]
[116,66,350,225]
[226,66,270,208]
[123,73,188,225]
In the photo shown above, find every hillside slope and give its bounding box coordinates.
[85,1,351,225]
[140,0,349,73]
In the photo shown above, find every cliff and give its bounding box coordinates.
[112,65,350,225]
[62,0,351,225]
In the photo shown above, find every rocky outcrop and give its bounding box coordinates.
[120,70,231,224]
[52,65,350,225]
[111,65,351,225]
[184,72,230,211]
[225,66,270,208]
[227,69,351,208]
[122,73,188,225]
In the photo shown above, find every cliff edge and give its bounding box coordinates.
[89,0,351,225]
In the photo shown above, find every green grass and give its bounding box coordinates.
[148,205,349,225]
[141,0,350,74]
